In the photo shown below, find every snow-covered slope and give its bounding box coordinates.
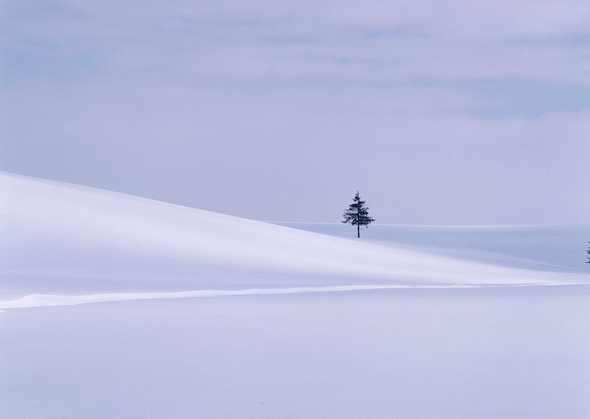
[281,223,590,273]
[2,173,590,419]
[0,172,586,300]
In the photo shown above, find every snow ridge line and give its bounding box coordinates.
[1,282,588,310]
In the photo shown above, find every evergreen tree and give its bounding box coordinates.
[587,242,590,264]
[342,191,375,238]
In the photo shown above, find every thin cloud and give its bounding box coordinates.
[2,0,590,223]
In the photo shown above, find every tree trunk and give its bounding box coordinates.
[359,204,363,238]
[357,206,361,238]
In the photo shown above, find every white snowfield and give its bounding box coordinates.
[3,172,590,419]
[3,283,584,311]
[0,171,587,309]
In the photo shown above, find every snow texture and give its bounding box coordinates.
[1,171,587,306]
[2,172,590,418]
[2,288,590,419]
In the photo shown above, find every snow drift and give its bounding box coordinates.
[0,171,586,302]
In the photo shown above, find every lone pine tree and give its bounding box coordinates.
[342,191,375,238]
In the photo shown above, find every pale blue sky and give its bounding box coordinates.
[2,0,590,223]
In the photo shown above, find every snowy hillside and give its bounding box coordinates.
[2,172,590,419]
[1,171,587,304]
[282,223,590,273]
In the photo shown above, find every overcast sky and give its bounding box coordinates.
[2,0,590,224]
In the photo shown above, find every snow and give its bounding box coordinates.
[281,222,590,273]
[2,282,582,310]
[1,171,587,305]
[2,171,590,418]
[2,288,590,419]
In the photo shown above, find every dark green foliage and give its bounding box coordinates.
[342,191,375,238]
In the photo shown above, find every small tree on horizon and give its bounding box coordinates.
[587,242,590,264]
[342,191,375,238]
